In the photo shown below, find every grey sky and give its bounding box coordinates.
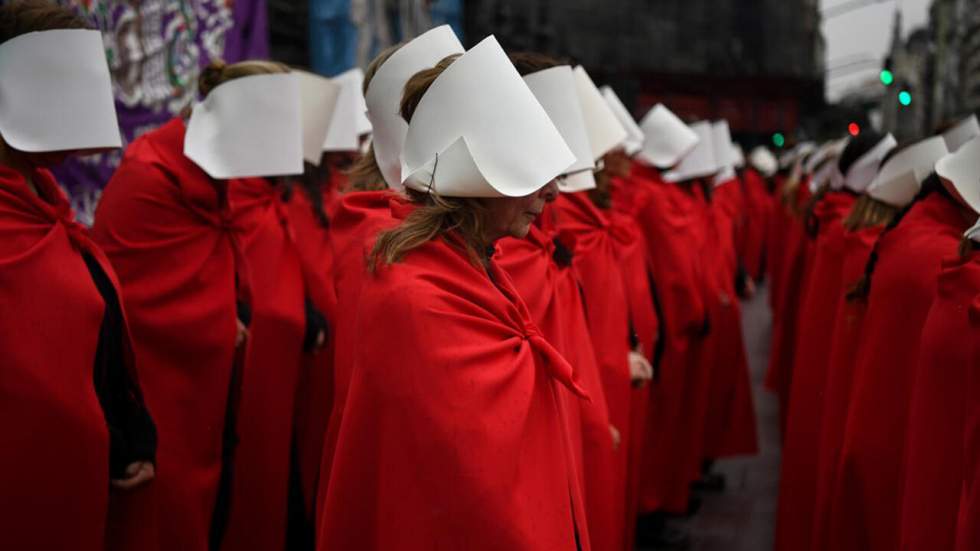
[822,0,931,101]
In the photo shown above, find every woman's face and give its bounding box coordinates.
[482,179,559,241]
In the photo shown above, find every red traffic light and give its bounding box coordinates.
[848,122,860,137]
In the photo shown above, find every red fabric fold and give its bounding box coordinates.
[497,221,619,551]
[775,191,855,550]
[899,250,980,551]
[957,293,980,551]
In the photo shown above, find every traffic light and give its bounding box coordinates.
[880,56,894,86]
[772,132,786,148]
[848,122,860,136]
[898,90,912,106]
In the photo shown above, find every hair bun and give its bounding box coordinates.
[198,60,228,97]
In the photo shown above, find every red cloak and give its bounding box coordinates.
[898,249,980,551]
[827,192,970,551]
[700,181,758,460]
[774,191,856,550]
[957,293,980,551]
[223,178,307,551]
[810,224,882,549]
[739,167,771,281]
[93,119,240,551]
[286,188,337,521]
[315,189,404,514]
[628,166,710,514]
[607,181,660,550]
[497,219,619,551]
[552,191,635,548]
[0,165,126,551]
[93,118,307,551]
[765,174,789,314]
[316,206,591,550]
[765,182,813,433]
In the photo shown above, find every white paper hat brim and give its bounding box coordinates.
[365,26,464,189]
[601,86,645,154]
[185,73,304,179]
[942,114,980,153]
[868,136,947,207]
[750,147,778,177]
[637,104,699,169]
[966,217,980,243]
[664,121,717,182]
[935,135,980,215]
[400,35,575,198]
[297,71,341,165]
[843,134,897,193]
[324,69,369,152]
[559,169,597,192]
[525,66,596,177]
[573,68,628,161]
[0,29,121,153]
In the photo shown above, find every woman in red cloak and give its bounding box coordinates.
[0,3,156,549]
[810,185,902,551]
[628,163,711,518]
[93,61,319,551]
[826,172,971,551]
[774,135,877,551]
[318,42,592,550]
[898,142,980,551]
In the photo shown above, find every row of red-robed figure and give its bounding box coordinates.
[766,170,980,551]
[5,114,769,551]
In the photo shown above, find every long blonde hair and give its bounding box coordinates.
[369,53,494,271]
[842,194,901,231]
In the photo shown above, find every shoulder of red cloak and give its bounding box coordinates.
[329,190,407,264]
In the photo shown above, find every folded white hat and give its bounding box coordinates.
[296,71,341,165]
[0,29,121,152]
[711,120,738,186]
[185,73,303,179]
[525,66,596,192]
[867,136,947,207]
[966,217,980,243]
[663,121,718,182]
[942,114,980,153]
[935,134,980,215]
[572,67,628,161]
[635,104,699,169]
[400,35,575,198]
[843,134,897,193]
[749,146,778,177]
[806,139,846,175]
[733,144,746,169]
[323,68,371,152]
[600,86,644,156]
[365,25,464,189]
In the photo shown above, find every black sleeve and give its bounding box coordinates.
[82,253,158,479]
[303,298,329,353]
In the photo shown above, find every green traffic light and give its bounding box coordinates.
[898,90,912,106]
[880,69,894,86]
[772,133,785,148]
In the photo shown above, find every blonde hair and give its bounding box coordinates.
[369,53,492,271]
[198,59,290,97]
[842,194,901,231]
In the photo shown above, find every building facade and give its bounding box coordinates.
[463,0,826,141]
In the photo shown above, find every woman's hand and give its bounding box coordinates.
[110,461,155,490]
[629,350,653,388]
[609,425,622,451]
[235,317,249,348]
